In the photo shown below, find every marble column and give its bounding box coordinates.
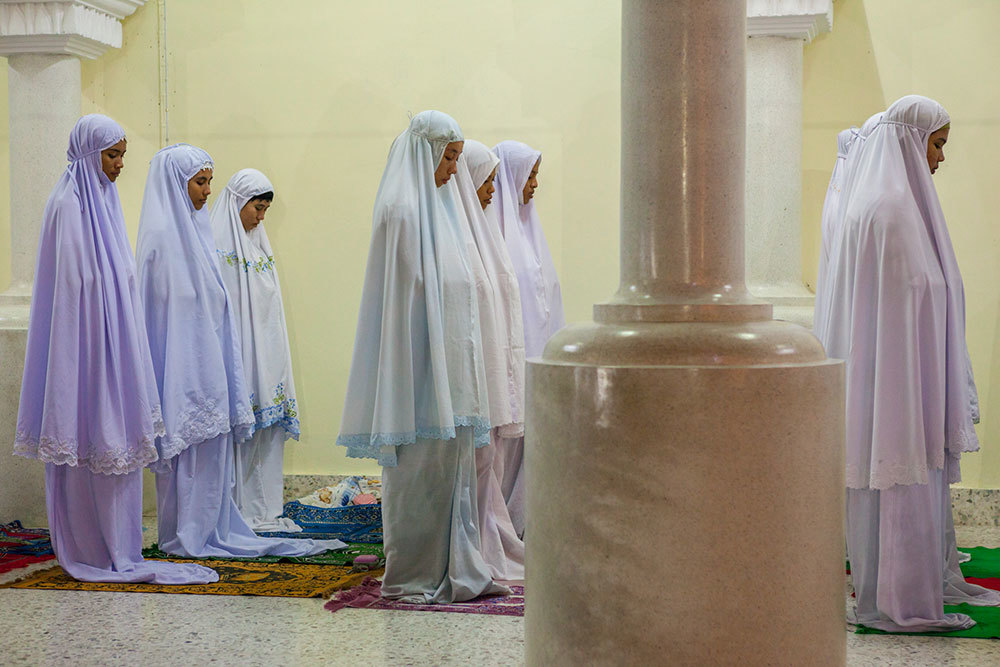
[525,1,845,664]
[745,0,833,328]
[0,1,146,525]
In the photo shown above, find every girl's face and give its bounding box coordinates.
[477,167,497,209]
[927,126,949,175]
[434,141,464,187]
[522,157,541,203]
[101,139,126,182]
[240,198,271,233]
[187,169,213,209]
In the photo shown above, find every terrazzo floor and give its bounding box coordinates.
[2,524,999,665]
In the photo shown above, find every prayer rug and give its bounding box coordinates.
[141,542,384,567]
[324,577,525,617]
[853,547,1000,638]
[0,521,55,576]
[264,502,382,543]
[1,560,382,598]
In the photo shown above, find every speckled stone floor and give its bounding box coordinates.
[2,523,1000,665]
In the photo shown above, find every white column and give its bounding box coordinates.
[745,0,833,328]
[0,0,145,526]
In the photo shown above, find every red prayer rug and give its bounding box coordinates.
[325,576,524,616]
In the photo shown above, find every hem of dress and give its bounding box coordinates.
[338,415,491,466]
[13,434,160,476]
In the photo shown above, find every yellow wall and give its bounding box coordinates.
[76,0,622,475]
[803,0,1000,487]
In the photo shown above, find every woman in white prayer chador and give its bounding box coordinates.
[210,168,301,533]
[490,140,565,538]
[137,144,344,558]
[822,95,1000,633]
[456,139,527,580]
[337,111,507,603]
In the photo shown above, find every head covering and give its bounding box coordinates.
[492,140,564,358]
[454,140,526,435]
[814,127,859,338]
[210,169,299,440]
[14,114,163,474]
[336,111,490,465]
[822,94,975,490]
[136,144,254,471]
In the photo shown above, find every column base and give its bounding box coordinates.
[525,359,845,665]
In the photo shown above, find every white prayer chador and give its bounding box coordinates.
[338,111,503,602]
[138,145,343,558]
[491,140,565,537]
[813,128,857,340]
[210,168,300,532]
[825,95,1000,632]
[459,140,526,580]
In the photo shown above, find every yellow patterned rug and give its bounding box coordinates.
[0,559,383,598]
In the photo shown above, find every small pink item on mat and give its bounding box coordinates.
[351,493,377,505]
[352,554,379,572]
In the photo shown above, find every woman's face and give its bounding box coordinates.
[240,198,271,233]
[434,141,464,187]
[522,157,541,203]
[187,169,213,209]
[927,126,949,175]
[101,139,126,182]
[476,167,497,209]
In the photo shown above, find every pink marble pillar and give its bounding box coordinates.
[524,1,845,664]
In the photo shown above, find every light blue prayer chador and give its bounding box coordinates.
[337,111,505,603]
[137,144,343,558]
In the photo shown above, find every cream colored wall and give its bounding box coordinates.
[803,0,1000,488]
[74,0,622,475]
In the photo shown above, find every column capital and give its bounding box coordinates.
[0,0,145,59]
[746,0,832,43]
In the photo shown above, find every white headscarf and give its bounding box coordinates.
[814,127,858,338]
[210,169,298,441]
[492,140,564,358]
[455,140,526,435]
[136,144,255,470]
[337,111,490,466]
[822,95,975,490]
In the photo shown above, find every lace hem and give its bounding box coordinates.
[338,415,492,466]
[156,401,256,466]
[13,430,159,475]
[496,422,525,439]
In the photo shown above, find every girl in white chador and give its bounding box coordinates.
[210,168,300,532]
[337,111,505,603]
[812,127,856,339]
[137,145,343,558]
[491,140,565,537]
[457,139,526,580]
[822,95,999,633]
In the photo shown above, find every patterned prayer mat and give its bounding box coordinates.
[1,559,383,598]
[324,577,525,617]
[0,521,55,576]
[263,502,383,543]
[141,542,384,567]
[853,547,1000,638]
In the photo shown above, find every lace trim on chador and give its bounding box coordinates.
[157,400,256,464]
[338,415,492,467]
[13,430,159,475]
[846,447,946,490]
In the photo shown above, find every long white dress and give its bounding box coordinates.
[823,96,999,633]
[210,168,301,533]
[337,111,504,603]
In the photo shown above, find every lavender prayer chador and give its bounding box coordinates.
[14,115,216,583]
[137,144,344,558]
[824,96,1000,633]
[490,140,565,537]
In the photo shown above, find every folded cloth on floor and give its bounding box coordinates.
[324,577,524,616]
[301,476,382,508]
[0,521,53,556]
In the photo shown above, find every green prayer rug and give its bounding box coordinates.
[141,542,383,567]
